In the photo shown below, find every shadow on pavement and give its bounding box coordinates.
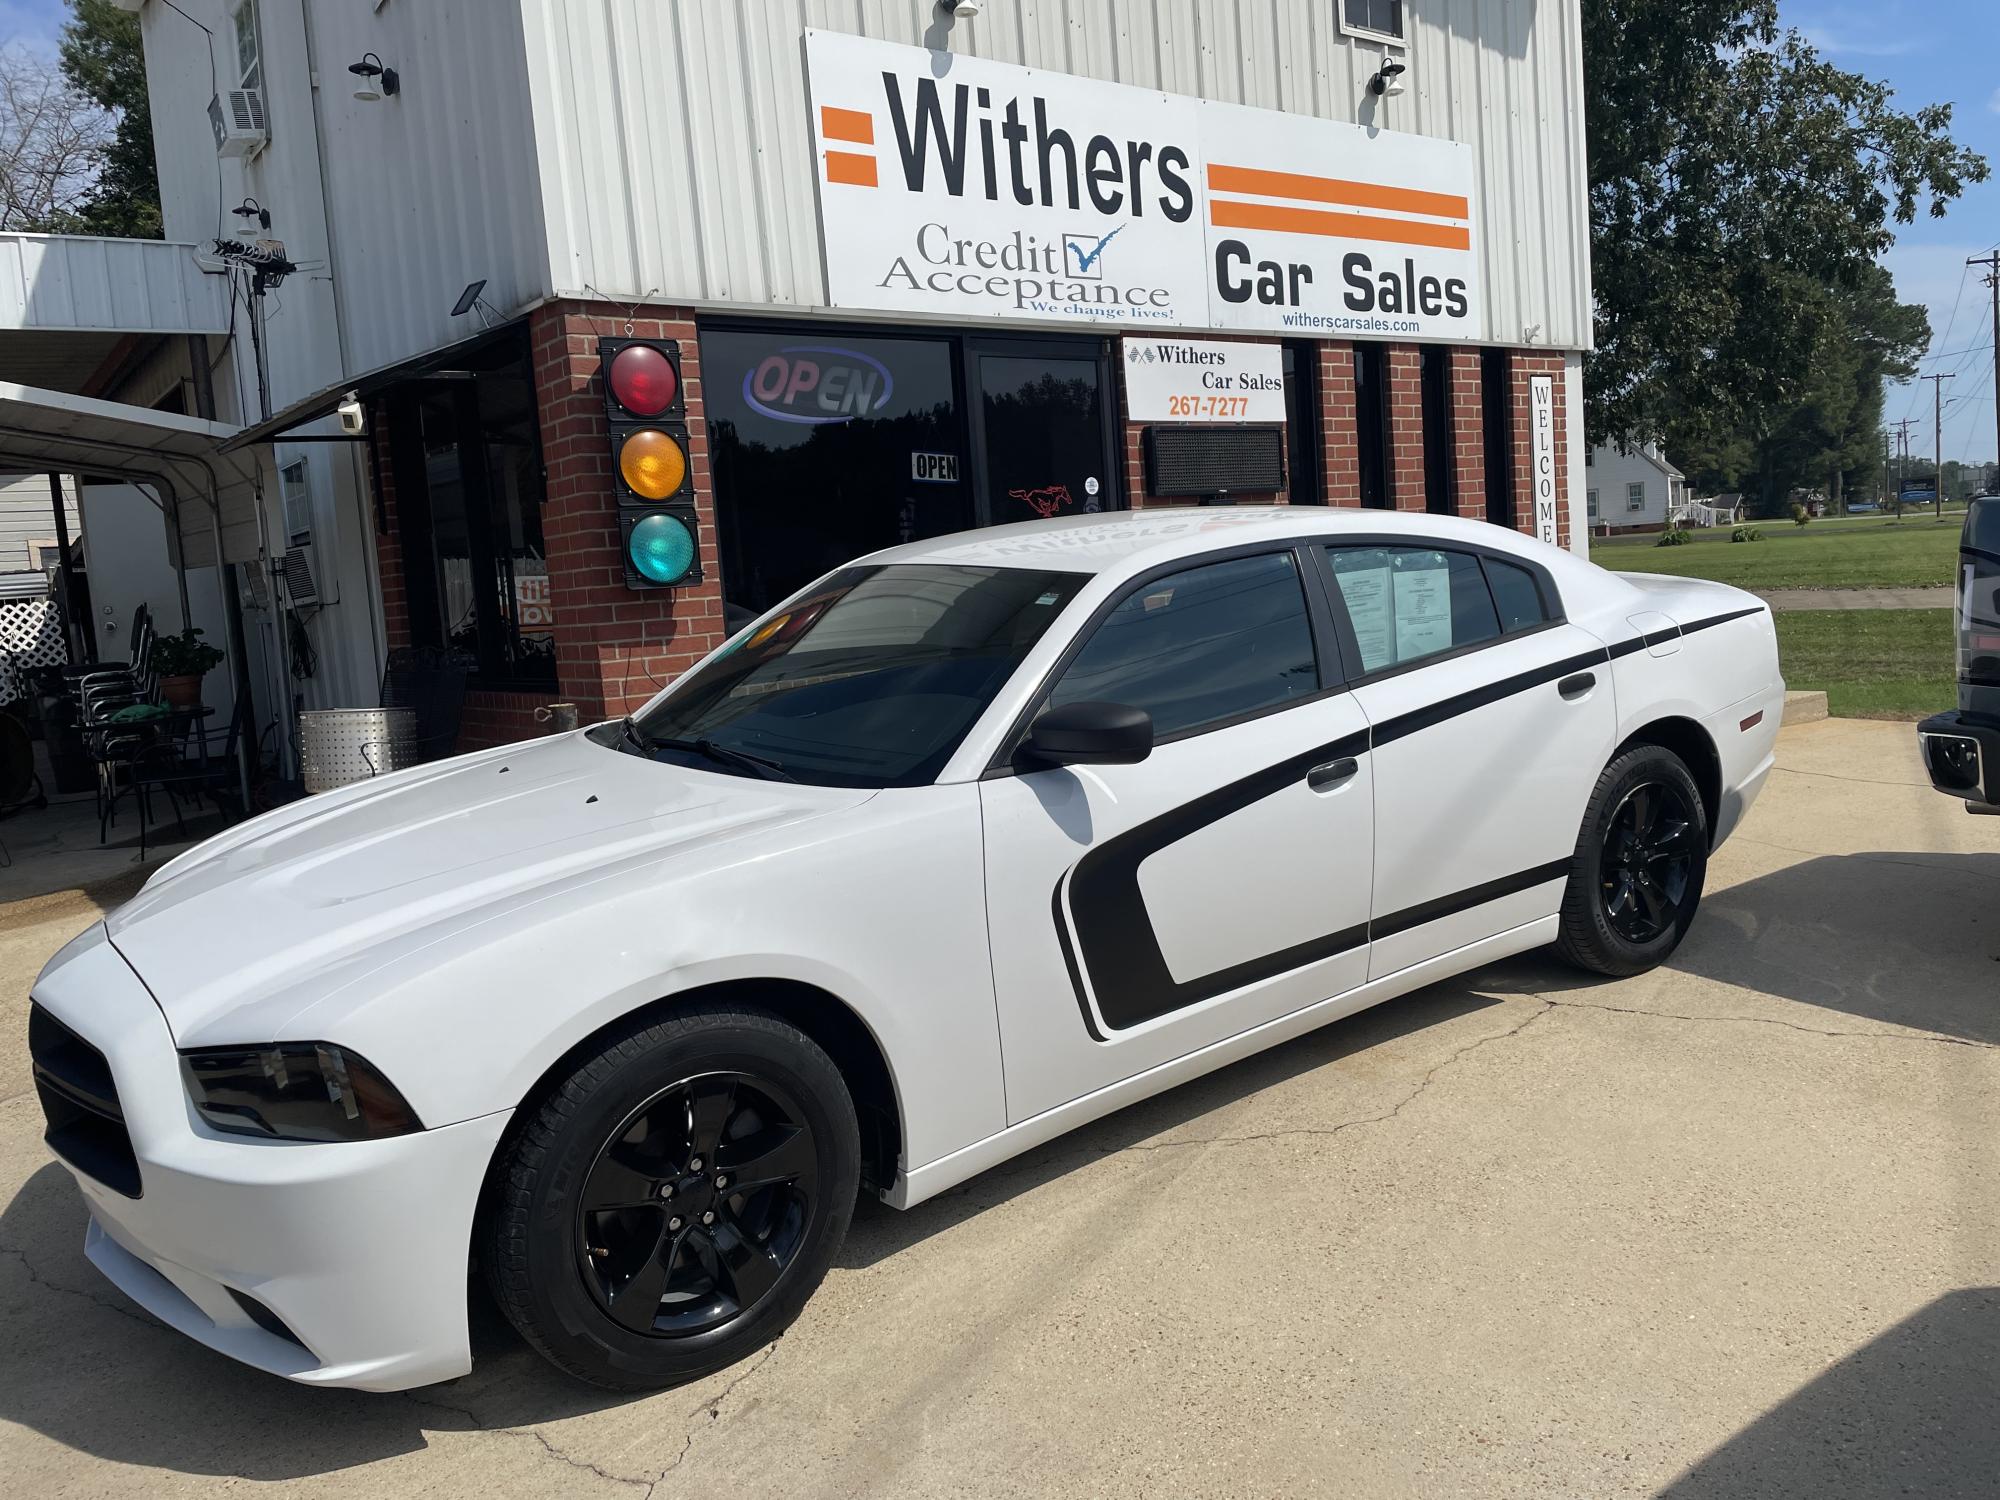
[1658,1288,2000,1499]
[0,1162,650,1479]
[842,983,1504,1270]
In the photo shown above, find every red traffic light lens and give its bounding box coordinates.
[608,344,678,417]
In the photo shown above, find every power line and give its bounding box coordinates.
[1906,262,1976,422]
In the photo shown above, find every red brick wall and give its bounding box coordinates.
[369,420,412,652]
[529,300,727,723]
[1384,343,1425,512]
[1319,341,1361,506]
[459,690,553,752]
[1448,348,1486,521]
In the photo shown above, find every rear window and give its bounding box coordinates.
[1483,557,1550,632]
[1324,546,1500,674]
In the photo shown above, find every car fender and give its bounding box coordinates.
[276,782,1003,1183]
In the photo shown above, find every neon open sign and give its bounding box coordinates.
[742,345,895,425]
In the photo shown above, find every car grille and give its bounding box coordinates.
[29,1002,142,1198]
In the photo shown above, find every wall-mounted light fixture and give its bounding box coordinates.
[231,197,271,236]
[1368,58,1407,97]
[348,53,400,102]
[938,0,982,16]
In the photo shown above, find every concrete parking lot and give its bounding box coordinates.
[2,717,1996,1498]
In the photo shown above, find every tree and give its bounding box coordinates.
[1584,3,1986,462]
[0,45,108,230]
[57,0,160,238]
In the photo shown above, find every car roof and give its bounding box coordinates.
[859,506,1572,576]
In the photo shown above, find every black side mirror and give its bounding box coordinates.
[1021,701,1153,767]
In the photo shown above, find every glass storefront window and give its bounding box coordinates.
[704,329,971,619]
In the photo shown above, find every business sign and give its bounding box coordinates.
[1122,337,1284,422]
[911,451,959,482]
[805,30,1481,341]
[1529,376,1559,546]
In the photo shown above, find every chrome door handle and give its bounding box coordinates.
[1307,757,1359,792]
[1557,672,1596,700]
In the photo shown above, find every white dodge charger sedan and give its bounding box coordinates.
[31,508,1782,1391]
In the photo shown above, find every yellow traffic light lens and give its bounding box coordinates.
[620,429,687,500]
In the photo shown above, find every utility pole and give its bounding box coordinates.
[1972,252,2000,487]
[1923,373,1951,518]
[1890,416,1917,513]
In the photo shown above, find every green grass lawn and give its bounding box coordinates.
[1594,513,1962,590]
[1774,609,1956,720]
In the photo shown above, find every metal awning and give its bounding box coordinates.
[220,320,521,452]
[0,382,263,565]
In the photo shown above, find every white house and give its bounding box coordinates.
[1585,441,1688,534]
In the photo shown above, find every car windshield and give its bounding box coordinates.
[623,563,1089,787]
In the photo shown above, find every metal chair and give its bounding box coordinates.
[130,693,248,858]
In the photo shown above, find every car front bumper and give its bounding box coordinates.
[31,924,511,1392]
[1917,710,2000,809]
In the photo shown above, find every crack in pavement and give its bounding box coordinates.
[1767,765,1928,790]
[396,1387,655,1493]
[645,1340,781,1496]
[1537,993,1999,1050]
[1105,1000,1556,1156]
[391,1339,783,1497]
[0,1242,158,1328]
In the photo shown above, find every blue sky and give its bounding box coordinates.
[3,0,1996,458]
[1783,0,2000,466]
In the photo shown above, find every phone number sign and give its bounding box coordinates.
[1122,337,1285,423]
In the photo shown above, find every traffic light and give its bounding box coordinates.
[602,337,701,588]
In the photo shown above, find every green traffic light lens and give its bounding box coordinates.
[628,513,695,585]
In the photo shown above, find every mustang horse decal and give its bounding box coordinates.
[1009,484,1076,519]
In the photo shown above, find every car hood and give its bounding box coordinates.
[106,730,872,1041]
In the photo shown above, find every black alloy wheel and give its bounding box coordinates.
[483,1005,859,1390]
[1556,742,1710,977]
[1598,780,1699,944]
[577,1071,816,1338]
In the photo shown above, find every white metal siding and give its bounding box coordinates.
[0,234,229,334]
[525,0,1590,349]
[306,0,550,376]
[0,474,78,574]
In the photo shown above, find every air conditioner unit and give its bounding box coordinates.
[208,89,268,158]
[280,546,321,609]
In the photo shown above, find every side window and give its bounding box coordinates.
[1324,546,1500,675]
[1048,551,1319,739]
[1482,556,1551,633]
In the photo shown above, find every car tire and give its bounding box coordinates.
[1554,743,1710,978]
[481,1004,860,1390]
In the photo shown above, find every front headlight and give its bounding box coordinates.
[180,1043,423,1142]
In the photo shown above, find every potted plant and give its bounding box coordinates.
[148,627,226,708]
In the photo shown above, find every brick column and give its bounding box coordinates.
[529,300,727,722]
[1507,352,1572,549]
[1319,341,1361,506]
[1448,348,1486,521]
[1384,343,1425,511]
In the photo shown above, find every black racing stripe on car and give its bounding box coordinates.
[1370,648,1609,749]
[1606,606,1761,659]
[1370,858,1574,941]
[1065,727,1371,1032]
[1052,873,1107,1044]
[1676,605,1766,636]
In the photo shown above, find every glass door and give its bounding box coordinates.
[966,338,1120,527]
